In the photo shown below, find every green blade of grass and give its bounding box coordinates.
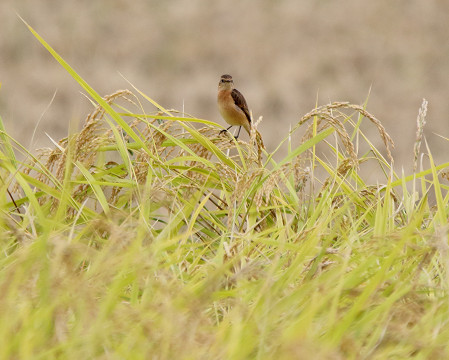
[19,16,151,156]
[0,122,17,168]
[74,161,110,215]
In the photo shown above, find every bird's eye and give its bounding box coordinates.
[220,79,225,83]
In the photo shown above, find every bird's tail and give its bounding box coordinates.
[243,121,252,137]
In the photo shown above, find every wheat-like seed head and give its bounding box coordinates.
[11,90,396,242]
[413,99,428,172]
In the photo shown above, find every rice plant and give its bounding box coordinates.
[0,19,448,359]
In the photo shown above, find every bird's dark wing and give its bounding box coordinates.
[231,89,251,123]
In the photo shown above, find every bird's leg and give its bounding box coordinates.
[234,126,242,139]
[219,125,233,135]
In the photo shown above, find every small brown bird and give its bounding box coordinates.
[217,74,251,139]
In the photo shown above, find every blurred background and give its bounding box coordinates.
[1,0,448,174]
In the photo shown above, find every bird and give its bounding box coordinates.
[217,74,252,139]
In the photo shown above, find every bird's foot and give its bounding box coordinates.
[219,129,239,141]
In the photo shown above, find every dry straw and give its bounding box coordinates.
[413,99,428,172]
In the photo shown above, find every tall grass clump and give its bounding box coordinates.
[0,20,448,359]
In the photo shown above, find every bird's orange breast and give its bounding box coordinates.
[217,90,247,126]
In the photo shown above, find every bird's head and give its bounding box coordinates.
[218,74,234,91]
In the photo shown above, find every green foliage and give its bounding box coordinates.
[0,19,448,359]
